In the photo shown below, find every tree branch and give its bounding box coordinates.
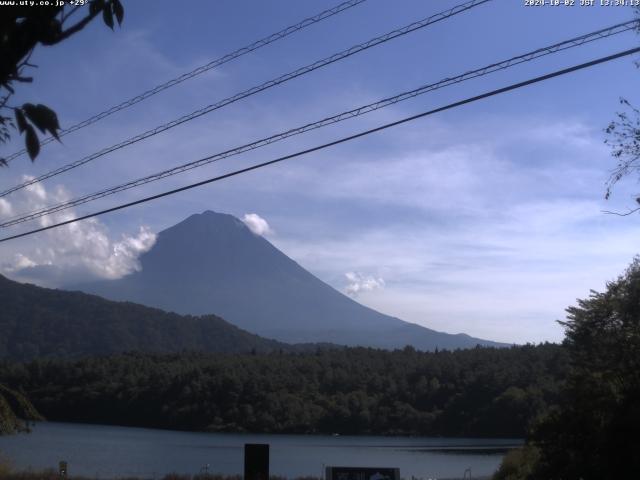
[56,7,103,43]
[61,4,83,24]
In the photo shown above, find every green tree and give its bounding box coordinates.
[0,0,124,163]
[0,383,42,435]
[493,445,541,480]
[530,258,640,479]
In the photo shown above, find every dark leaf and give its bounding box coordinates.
[113,0,124,25]
[22,103,60,140]
[38,17,63,45]
[14,108,28,133]
[25,125,40,161]
[89,0,104,15]
[0,158,6,167]
[103,4,114,29]
[22,103,46,134]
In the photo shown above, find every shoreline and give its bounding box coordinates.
[0,422,512,480]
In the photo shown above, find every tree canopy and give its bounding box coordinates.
[603,8,640,211]
[1,343,567,438]
[499,258,640,479]
[0,383,42,435]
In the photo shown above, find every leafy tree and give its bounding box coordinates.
[0,383,42,435]
[528,258,640,479]
[493,445,541,480]
[603,8,640,212]
[0,0,124,163]
[605,99,640,208]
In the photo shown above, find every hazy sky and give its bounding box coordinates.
[2,0,640,344]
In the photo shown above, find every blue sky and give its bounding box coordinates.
[1,0,640,343]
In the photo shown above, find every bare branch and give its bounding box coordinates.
[56,7,103,43]
[61,5,83,24]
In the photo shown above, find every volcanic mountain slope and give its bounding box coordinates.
[75,210,506,350]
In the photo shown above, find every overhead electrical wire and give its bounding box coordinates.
[1,46,638,244]
[0,0,492,197]
[2,0,369,164]
[1,20,636,229]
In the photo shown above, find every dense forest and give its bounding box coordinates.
[0,343,566,438]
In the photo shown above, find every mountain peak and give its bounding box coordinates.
[135,210,277,284]
[154,210,260,249]
[173,210,247,231]
[74,211,506,350]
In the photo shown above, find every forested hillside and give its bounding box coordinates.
[0,275,289,360]
[0,343,567,437]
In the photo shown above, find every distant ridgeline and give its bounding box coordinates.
[0,344,567,437]
[0,274,296,361]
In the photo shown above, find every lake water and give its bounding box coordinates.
[0,422,521,479]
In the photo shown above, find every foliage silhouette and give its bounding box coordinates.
[0,0,124,163]
[493,258,640,479]
[527,258,640,479]
[603,8,640,211]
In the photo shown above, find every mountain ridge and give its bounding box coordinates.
[0,273,294,361]
[73,210,506,350]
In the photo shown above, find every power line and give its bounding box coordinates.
[0,0,492,198]
[1,20,636,229]
[1,46,637,244]
[2,0,369,164]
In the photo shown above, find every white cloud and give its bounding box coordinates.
[0,177,156,285]
[4,253,38,272]
[261,116,640,343]
[25,181,47,202]
[1,0,635,348]
[344,271,385,297]
[0,198,13,217]
[242,213,274,236]
[71,223,157,280]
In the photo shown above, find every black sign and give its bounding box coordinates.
[326,466,400,480]
[59,461,68,478]
[244,443,269,480]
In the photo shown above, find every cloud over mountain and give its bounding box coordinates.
[74,210,506,350]
[242,213,273,236]
[0,177,156,286]
[345,271,385,296]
